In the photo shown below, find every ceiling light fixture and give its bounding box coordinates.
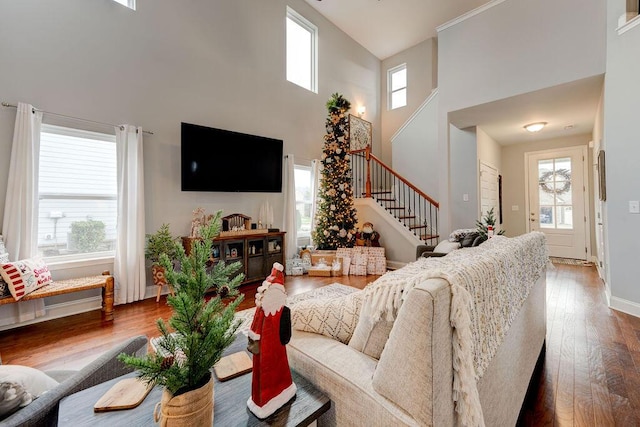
[524,122,547,133]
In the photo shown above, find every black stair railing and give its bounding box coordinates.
[350,146,439,245]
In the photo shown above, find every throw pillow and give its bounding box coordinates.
[0,366,58,408]
[0,258,53,301]
[291,291,364,344]
[0,382,32,419]
[433,240,461,254]
[348,317,394,360]
[461,232,480,247]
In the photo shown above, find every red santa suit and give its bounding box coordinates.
[247,262,297,419]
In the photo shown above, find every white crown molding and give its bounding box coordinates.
[437,0,508,33]
[390,88,438,143]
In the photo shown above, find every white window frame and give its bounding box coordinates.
[294,164,313,247]
[286,7,318,93]
[388,63,407,110]
[112,0,136,10]
[38,124,118,264]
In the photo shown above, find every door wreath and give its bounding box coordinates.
[539,169,571,195]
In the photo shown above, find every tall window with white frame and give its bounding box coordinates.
[286,7,318,93]
[38,125,117,261]
[388,64,407,110]
[294,165,313,247]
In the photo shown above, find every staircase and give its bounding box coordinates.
[350,146,439,245]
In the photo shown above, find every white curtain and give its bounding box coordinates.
[0,102,46,325]
[283,155,297,260]
[309,159,321,249]
[114,125,146,304]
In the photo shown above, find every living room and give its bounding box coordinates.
[1,0,640,425]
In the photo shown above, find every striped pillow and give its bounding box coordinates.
[0,258,52,301]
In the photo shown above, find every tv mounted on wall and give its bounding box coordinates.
[181,122,283,193]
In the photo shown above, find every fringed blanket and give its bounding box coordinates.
[360,232,548,427]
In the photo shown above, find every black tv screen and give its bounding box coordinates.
[181,122,283,192]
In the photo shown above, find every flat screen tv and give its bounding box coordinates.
[181,122,283,192]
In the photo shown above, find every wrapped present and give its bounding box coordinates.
[367,247,385,257]
[291,266,304,276]
[308,266,332,277]
[372,256,387,275]
[354,253,368,266]
[342,257,351,275]
[336,248,353,260]
[367,261,376,275]
[0,252,8,264]
[352,265,367,276]
[331,258,343,277]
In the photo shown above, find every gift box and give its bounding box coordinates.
[371,256,387,275]
[342,257,351,275]
[354,253,368,266]
[352,264,367,276]
[291,266,304,276]
[367,247,385,257]
[308,266,332,277]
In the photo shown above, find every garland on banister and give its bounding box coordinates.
[312,93,358,250]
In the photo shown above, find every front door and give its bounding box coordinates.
[526,146,588,259]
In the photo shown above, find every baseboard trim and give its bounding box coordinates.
[609,295,640,318]
[0,296,102,332]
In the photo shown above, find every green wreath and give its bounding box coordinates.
[539,168,571,195]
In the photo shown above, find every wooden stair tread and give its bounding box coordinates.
[386,206,406,210]
[409,225,430,230]
[377,198,396,202]
[398,216,416,220]
[421,234,439,240]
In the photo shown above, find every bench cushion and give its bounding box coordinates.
[0,258,52,301]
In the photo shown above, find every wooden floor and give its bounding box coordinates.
[1,263,638,426]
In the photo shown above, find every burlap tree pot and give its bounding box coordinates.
[154,374,214,426]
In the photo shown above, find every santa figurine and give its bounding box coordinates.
[247,262,297,419]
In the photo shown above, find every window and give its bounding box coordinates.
[388,64,407,110]
[112,0,136,10]
[38,125,117,261]
[294,165,313,242]
[286,7,318,93]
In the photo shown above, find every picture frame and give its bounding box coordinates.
[598,149,606,201]
[349,114,372,151]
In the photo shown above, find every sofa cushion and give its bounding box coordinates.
[291,291,364,344]
[0,258,53,301]
[433,240,460,254]
[348,317,394,359]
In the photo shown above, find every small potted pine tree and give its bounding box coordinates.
[119,211,244,425]
[145,224,180,300]
[475,207,505,243]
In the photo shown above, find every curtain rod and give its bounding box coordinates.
[1,102,154,135]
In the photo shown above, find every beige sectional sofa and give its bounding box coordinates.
[288,233,547,426]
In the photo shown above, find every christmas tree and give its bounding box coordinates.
[475,207,505,243]
[312,93,358,250]
[119,211,244,395]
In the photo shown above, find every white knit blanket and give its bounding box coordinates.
[360,232,548,427]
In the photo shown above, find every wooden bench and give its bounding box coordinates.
[0,271,114,321]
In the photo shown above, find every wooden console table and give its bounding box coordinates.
[182,231,286,284]
[59,335,330,426]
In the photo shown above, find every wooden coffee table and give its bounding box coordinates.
[58,335,330,426]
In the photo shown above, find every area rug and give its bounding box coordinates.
[549,257,594,267]
[234,283,357,336]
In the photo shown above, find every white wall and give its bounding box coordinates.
[476,126,501,172]
[380,38,437,164]
[449,125,478,230]
[603,0,640,313]
[391,91,439,200]
[436,0,606,233]
[0,0,381,322]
